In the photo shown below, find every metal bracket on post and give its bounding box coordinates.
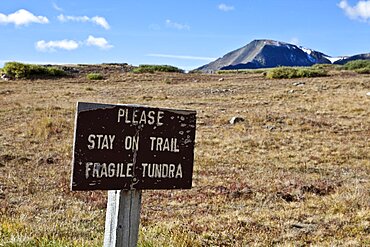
[103,190,142,247]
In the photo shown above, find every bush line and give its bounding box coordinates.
[132,65,183,73]
[265,67,327,79]
[2,62,66,79]
[343,60,370,74]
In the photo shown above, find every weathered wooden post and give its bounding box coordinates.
[71,102,196,246]
[103,190,142,247]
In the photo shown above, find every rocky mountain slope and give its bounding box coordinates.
[196,39,369,72]
[333,53,370,65]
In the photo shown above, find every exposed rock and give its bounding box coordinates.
[229,116,245,124]
[196,39,370,73]
[264,125,276,131]
[293,82,305,86]
[1,73,10,81]
[196,39,331,72]
[61,66,79,74]
[209,88,233,94]
[0,90,14,95]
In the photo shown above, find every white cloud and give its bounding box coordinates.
[35,35,113,52]
[86,35,113,49]
[57,14,110,29]
[218,3,235,12]
[339,0,370,21]
[0,9,49,26]
[147,54,216,61]
[52,2,64,12]
[290,37,300,45]
[58,14,89,22]
[36,39,79,52]
[91,16,110,30]
[165,19,190,30]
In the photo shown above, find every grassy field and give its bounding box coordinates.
[0,65,369,246]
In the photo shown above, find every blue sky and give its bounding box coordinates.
[0,0,369,70]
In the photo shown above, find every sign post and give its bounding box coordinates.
[71,102,196,246]
[103,190,141,247]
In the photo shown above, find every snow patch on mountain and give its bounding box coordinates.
[300,47,316,63]
[301,47,312,55]
[324,56,345,64]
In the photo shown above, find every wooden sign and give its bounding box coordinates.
[71,102,196,191]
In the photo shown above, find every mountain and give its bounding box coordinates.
[196,39,369,72]
[333,53,370,65]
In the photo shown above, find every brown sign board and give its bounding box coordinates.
[71,102,196,191]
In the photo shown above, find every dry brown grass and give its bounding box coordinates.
[0,66,369,246]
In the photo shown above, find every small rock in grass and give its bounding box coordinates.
[293,82,305,86]
[230,116,245,124]
[1,73,10,81]
[265,125,276,131]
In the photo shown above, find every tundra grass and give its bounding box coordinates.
[0,67,369,246]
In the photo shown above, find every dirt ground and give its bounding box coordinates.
[0,66,369,246]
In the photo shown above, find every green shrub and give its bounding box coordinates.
[2,62,66,79]
[354,67,370,74]
[266,67,327,79]
[296,68,327,78]
[343,60,370,71]
[132,65,183,73]
[46,67,66,76]
[265,67,296,79]
[86,73,104,80]
[3,62,29,79]
[311,63,342,70]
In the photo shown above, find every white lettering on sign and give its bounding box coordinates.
[85,162,133,178]
[87,134,115,150]
[149,137,179,152]
[117,108,164,126]
[141,163,182,178]
[124,136,139,151]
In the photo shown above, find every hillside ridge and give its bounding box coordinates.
[197,39,370,72]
